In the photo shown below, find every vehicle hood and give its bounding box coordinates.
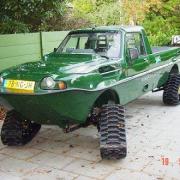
[1,53,117,80]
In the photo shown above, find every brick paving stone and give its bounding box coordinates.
[63,159,115,179]
[142,159,170,177]
[25,136,48,148]
[65,146,101,162]
[105,169,162,180]
[65,135,99,149]
[37,127,62,139]
[21,166,78,180]
[72,125,99,138]
[0,157,40,177]
[0,153,8,160]
[75,175,96,180]
[51,131,76,142]
[31,140,77,155]
[29,151,75,169]
[0,147,42,160]
[0,170,21,180]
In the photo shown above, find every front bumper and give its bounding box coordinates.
[0,89,101,128]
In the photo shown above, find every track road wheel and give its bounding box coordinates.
[163,74,180,105]
[99,104,127,160]
[1,110,41,146]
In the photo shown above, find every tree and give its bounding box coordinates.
[1,0,179,46]
[72,0,161,26]
[143,0,180,45]
[72,0,121,26]
[72,0,179,46]
[121,0,161,25]
[0,0,67,34]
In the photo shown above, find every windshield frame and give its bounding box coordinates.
[56,30,122,59]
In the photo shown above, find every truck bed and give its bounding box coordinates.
[152,46,178,53]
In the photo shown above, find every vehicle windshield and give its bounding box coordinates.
[57,32,121,59]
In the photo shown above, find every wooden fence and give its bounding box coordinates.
[0,31,68,71]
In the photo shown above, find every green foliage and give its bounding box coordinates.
[72,0,122,26]
[0,0,179,46]
[91,1,122,25]
[0,0,67,34]
[0,19,30,34]
[73,0,95,15]
[143,16,178,46]
[143,0,180,45]
[72,0,180,46]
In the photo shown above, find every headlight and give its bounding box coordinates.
[41,77,56,89]
[0,76,3,85]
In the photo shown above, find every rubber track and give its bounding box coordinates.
[163,74,180,105]
[99,104,127,159]
[1,110,41,146]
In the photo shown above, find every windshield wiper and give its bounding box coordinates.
[100,55,109,59]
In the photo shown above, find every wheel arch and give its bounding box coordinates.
[93,89,120,108]
[170,64,179,75]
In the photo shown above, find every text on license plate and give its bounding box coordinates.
[4,80,35,91]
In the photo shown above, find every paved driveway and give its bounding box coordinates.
[0,92,180,180]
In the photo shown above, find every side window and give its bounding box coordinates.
[79,37,89,49]
[63,36,78,52]
[126,33,146,56]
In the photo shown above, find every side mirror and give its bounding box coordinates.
[54,48,57,52]
[128,48,139,60]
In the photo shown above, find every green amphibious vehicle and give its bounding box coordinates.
[0,26,180,159]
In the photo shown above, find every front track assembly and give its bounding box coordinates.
[99,104,127,159]
[1,110,41,146]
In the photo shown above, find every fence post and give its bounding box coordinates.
[39,31,43,58]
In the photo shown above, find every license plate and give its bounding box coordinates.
[4,80,35,91]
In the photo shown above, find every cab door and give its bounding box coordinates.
[125,32,151,95]
[126,32,150,76]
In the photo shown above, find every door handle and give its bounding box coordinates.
[143,84,149,92]
[144,58,148,62]
[172,58,177,62]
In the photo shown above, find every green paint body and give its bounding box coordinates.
[0,26,180,128]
